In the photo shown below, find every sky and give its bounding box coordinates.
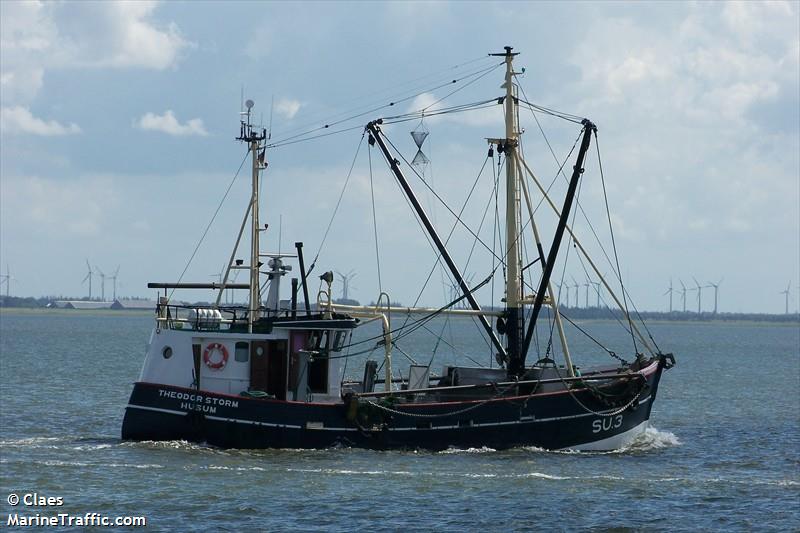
[1,0,798,314]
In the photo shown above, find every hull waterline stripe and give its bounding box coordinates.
[125,395,652,433]
[126,404,187,417]
[204,415,304,430]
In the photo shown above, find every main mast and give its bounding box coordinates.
[492,46,524,375]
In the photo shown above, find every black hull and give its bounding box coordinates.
[122,358,668,451]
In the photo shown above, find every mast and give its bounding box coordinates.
[237,100,267,332]
[491,46,524,375]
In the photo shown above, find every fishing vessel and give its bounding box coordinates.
[122,47,675,451]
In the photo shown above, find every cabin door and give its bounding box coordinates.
[249,339,288,400]
[250,341,270,393]
[266,340,288,401]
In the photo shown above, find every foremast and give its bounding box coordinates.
[237,100,267,332]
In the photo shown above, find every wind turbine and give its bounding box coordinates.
[679,279,687,312]
[336,269,357,301]
[692,277,703,313]
[780,282,791,314]
[571,276,580,308]
[590,280,602,308]
[0,264,15,298]
[96,266,106,301]
[663,278,675,312]
[229,268,242,305]
[109,266,120,301]
[707,278,723,314]
[82,260,93,300]
[583,280,591,308]
[560,280,570,308]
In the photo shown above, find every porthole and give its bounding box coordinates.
[162,346,173,359]
[255,346,264,357]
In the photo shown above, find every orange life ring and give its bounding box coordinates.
[203,342,229,370]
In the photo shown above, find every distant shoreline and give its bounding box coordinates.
[0,307,153,317]
[1,305,797,326]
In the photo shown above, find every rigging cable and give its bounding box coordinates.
[405,154,492,314]
[310,132,366,270]
[515,98,585,124]
[392,153,496,355]
[595,132,662,353]
[593,131,637,353]
[367,144,383,294]
[516,78,638,314]
[490,148,500,367]
[383,134,501,261]
[381,99,500,125]
[267,62,502,149]
[514,79,655,355]
[169,150,249,300]
[421,62,504,113]
[270,58,498,141]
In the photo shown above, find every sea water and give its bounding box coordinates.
[1,310,798,531]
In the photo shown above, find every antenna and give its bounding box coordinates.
[268,95,274,140]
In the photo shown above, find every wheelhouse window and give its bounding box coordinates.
[307,330,347,352]
[306,330,332,393]
[332,331,347,352]
[235,341,249,362]
[307,331,324,351]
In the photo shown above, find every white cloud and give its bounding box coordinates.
[50,2,191,70]
[0,1,192,105]
[571,4,797,125]
[1,174,115,237]
[275,98,302,120]
[135,110,208,136]
[0,67,44,104]
[1,106,81,136]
